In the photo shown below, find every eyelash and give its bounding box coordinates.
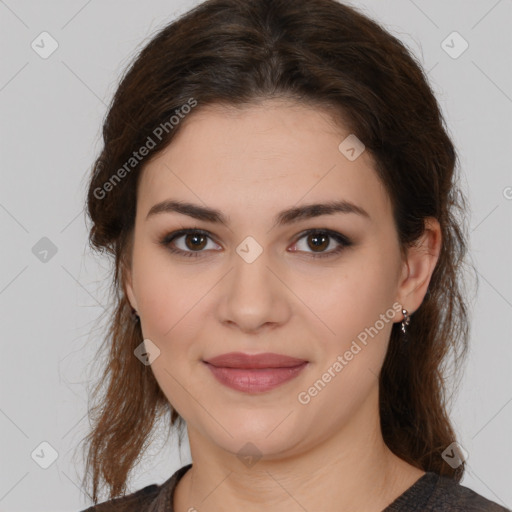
[159,228,353,259]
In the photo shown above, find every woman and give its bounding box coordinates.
[78,0,510,510]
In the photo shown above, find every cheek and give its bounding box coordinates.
[291,258,399,395]
[134,265,204,415]
[133,262,216,388]
[292,274,396,419]
[297,261,397,338]
[132,243,195,331]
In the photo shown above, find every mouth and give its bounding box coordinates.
[203,351,308,369]
[202,360,309,393]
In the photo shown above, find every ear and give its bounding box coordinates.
[122,261,138,313]
[396,217,442,317]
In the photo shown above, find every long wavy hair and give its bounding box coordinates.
[78,0,475,502]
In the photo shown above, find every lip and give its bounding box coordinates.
[202,352,309,393]
[203,352,308,369]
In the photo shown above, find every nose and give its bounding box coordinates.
[216,251,291,334]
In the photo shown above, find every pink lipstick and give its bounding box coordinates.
[203,352,309,393]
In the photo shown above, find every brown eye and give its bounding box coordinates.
[307,232,330,252]
[160,229,218,258]
[184,233,208,251]
[160,228,352,260]
[291,229,352,259]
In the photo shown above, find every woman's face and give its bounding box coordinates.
[125,99,427,460]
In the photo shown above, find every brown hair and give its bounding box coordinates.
[78,0,474,502]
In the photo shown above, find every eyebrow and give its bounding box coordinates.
[146,199,370,227]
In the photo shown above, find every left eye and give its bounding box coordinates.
[291,230,352,258]
[160,228,352,259]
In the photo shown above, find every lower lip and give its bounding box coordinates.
[203,361,308,393]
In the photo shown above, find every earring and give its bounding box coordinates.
[401,308,410,337]
[132,309,140,322]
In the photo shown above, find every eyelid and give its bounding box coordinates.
[163,228,220,253]
[159,227,352,259]
[289,228,353,259]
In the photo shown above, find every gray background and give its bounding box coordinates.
[1,0,511,510]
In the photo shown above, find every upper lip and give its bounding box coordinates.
[203,352,308,369]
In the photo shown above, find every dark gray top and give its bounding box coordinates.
[81,463,511,511]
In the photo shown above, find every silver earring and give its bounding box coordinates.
[401,308,410,337]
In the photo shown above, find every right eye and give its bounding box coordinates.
[159,228,220,258]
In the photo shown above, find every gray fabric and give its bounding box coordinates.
[383,471,510,511]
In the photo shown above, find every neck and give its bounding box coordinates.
[174,386,425,512]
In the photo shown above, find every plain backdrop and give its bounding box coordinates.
[1,0,511,510]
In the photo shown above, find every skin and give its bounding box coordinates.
[124,98,441,511]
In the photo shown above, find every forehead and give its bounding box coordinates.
[137,100,392,227]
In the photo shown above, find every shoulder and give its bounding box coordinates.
[79,483,160,511]
[79,463,193,512]
[427,473,510,511]
[386,471,510,512]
